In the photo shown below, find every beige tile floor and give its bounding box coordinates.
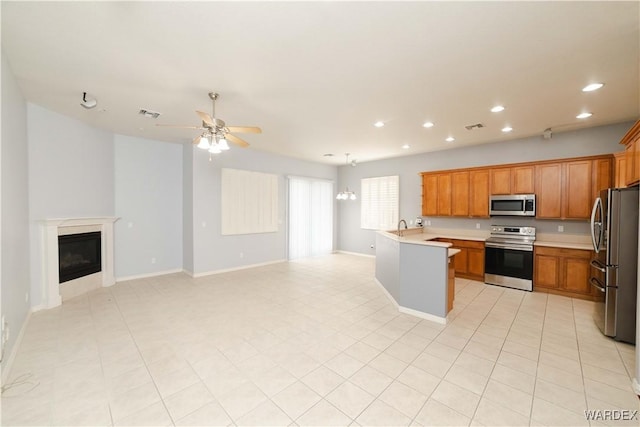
[1,254,638,426]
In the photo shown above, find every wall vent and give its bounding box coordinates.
[138,109,161,119]
[464,123,485,130]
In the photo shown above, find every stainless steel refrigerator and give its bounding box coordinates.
[590,187,638,344]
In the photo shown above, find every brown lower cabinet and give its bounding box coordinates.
[533,246,596,300]
[435,238,485,281]
[448,259,455,311]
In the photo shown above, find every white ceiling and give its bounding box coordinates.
[2,1,638,165]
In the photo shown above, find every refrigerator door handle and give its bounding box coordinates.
[590,259,606,273]
[590,197,603,253]
[590,277,606,293]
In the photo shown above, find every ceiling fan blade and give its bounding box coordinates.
[226,126,262,134]
[226,133,250,148]
[192,135,202,145]
[196,111,214,127]
[156,124,204,130]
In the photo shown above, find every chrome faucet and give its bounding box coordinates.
[397,219,408,237]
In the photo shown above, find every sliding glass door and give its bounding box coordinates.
[288,177,333,259]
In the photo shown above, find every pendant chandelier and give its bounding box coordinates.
[336,153,357,201]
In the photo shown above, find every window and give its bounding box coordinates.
[221,168,278,235]
[288,176,333,259]
[360,175,399,230]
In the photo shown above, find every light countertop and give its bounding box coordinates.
[381,226,593,251]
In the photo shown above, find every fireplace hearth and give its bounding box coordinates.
[58,231,102,283]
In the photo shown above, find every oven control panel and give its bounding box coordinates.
[490,225,536,237]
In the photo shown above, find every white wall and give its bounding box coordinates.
[189,146,337,275]
[1,54,31,375]
[114,135,183,279]
[338,121,634,255]
[27,104,115,307]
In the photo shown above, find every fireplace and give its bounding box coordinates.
[58,231,102,283]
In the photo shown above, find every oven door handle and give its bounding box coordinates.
[590,259,606,273]
[590,277,606,293]
[485,242,533,251]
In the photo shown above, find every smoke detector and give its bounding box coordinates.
[138,109,161,119]
[464,123,485,131]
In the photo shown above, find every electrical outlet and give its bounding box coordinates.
[239,252,244,259]
[409,220,414,225]
[127,222,133,228]
[476,223,481,229]
[370,244,374,249]
[558,225,564,232]
[426,220,431,226]
[201,221,207,228]
[151,257,156,264]
[25,292,29,303]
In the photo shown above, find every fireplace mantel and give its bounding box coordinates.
[41,217,119,308]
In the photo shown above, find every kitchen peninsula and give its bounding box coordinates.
[375,228,461,323]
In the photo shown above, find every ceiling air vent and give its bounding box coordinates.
[464,123,485,131]
[138,109,161,119]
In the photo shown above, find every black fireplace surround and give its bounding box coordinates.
[58,232,102,283]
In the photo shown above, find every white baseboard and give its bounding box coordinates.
[116,268,183,282]
[1,309,32,384]
[373,278,447,324]
[192,259,286,278]
[335,250,375,259]
[398,306,447,324]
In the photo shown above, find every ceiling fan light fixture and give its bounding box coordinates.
[209,143,222,154]
[197,135,210,149]
[218,137,230,151]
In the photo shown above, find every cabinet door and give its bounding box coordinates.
[437,174,452,216]
[453,246,468,275]
[451,171,469,217]
[625,141,636,186]
[512,166,535,194]
[614,152,627,188]
[592,157,612,204]
[535,163,563,218]
[490,168,511,195]
[422,174,438,216]
[534,254,560,289]
[467,248,485,279]
[634,138,640,184]
[469,170,489,217]
[561,256,591,295]
[564,160,592,219]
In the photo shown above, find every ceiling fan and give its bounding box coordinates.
[157,91,261,153]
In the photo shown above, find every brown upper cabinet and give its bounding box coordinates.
[422,153,612,220]
[451,171,470,217]
[614,152,627,188]
[621,120,640,187]
[490,166,535,195]
[469,170,490,217]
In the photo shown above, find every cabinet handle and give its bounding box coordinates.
[590,259,606,273]
[590,277,605,292]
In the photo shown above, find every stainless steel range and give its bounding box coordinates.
[484,225,536,291]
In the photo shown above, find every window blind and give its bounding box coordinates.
[360,175,399,230]
[221,168,278,235]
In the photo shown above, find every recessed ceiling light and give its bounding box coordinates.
[576,112,593,119]
[374,121,385,128]
[323,153,334,157]
[502,126,513,133]
[491,105,505,113]
[445,137,455,142]
[422,121,434,128]
[402,144,410,149]
[582,83,604,92]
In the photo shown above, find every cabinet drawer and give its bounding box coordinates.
[534,246,591,258]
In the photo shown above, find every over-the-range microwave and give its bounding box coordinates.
[489,194,536,216]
